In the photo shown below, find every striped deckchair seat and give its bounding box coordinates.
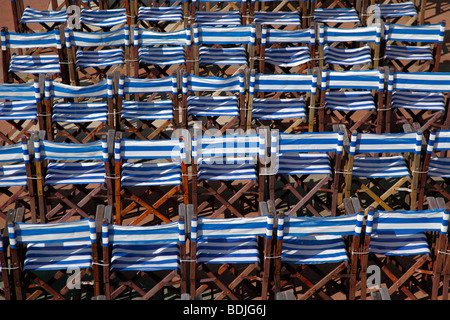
[118,75,177,120]
[0,81,40,121]
[80,9,127,27]
[426,130,450,178]
[20,7,68,24]
[366,208,447,256]
[277,213,363,264]
[133,27,190,66]
[8,218,96,271]
[103,220,185,271]
[313,8,361,24]
[0,142,29,187]
[192,215,273,264]
[137,6,184,22]
[374,2,417,18]
[249,73,315,120]
[191,0,244,25]
[183,73,244,117]
[261,27,314,68]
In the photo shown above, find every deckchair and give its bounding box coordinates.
[383,21,445,73]
[8,214,100,300]
[117,73,179,140]
[273,209,364,300]
[191,126,267,218]
[269,129,344,217]
[1,27,67,84]
[43,74,114,143]
[101,204,189,299]
[33,135,113,223]
[385,70,450,134]
[113,133,189,225]
[188,201,274,299]
[182,71,246,134]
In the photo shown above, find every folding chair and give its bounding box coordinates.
[343,130,423,213]
[191,127,267,218]
[182,71,246,134]
[8,213,101,300]
[10,0,69,33]
[385,70,450,134]
[132,26,192,78]
[64,26,131,84]
[189,201,274,299]
[248,0,304,28]
[101,204,189,299]
[0,138,37,223]
[316,68,385,134]
[272,209,364,300]
[113,134,189,226]
[258,25,315,74]
[383,21,445,73]
[43,74,114,143]
[189,0,247,26]
[269,129,344,217]
[117,73,179,140]
[131,0,187,30]
[0,76,43,146]
[359,205,448,300]
[79,8,128,31]
[33,135,113,223]
[1,27,67,84]
[192,24,256,76]
[418,130,450,211]
[365,0,426,26]
[317,23,381,71]
[247,71,317,133]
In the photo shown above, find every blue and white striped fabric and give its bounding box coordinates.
[35,139,108,185]
[20,7,67,24]
[192,215,272,264]
[365,208,447,256]
[65,27,129,68]
[253,11,301,26]
[277,213,363,264]
[0,141,29,187]
[388,72,450,112]
[313,8,361,23]
[45,78,112,123]
[271,131,343,176]
[194,25,255,66]
[1,29,62,74]
[137,6,183,22]
[115,138,185,187]
[80,9,127,27]
[0,80,40,120]
[192,0,245,25]
[349,131,422,178]
[384,23,445,61]
[374,2,417,18]
[183,73,244,117]
[119,75,177,120]
[261,27,314,67]
[103,221,184,271]
[8,218,96,271]
[426,130,450,178]
[193,133,263,181]
[324,45,373,66]
[134,28,190,66]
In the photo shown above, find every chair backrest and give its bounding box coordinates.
[1,28,62,50]
[64,27,130,48]
[183,72,245,94]
[249,72,317,95]
[426,130,450,153]
[35,139,108,162]
[45,77,113,100]
[193,24,256,46]
[0,80,41,120]
[133,27,191,47]
[349,131,422,156]
[388,71,450,93]
[271,130,344,155]
[276,212,364,239]
[384,22,445,44]
[365,208,448,236]
[80,8,127,27]
[318,24,381,45]
[321,69,384,91]
[114,138,187,162]
[261,26,315,46]
[0,81,41,101]
[119,74,178,97]
[0,141,28,163]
